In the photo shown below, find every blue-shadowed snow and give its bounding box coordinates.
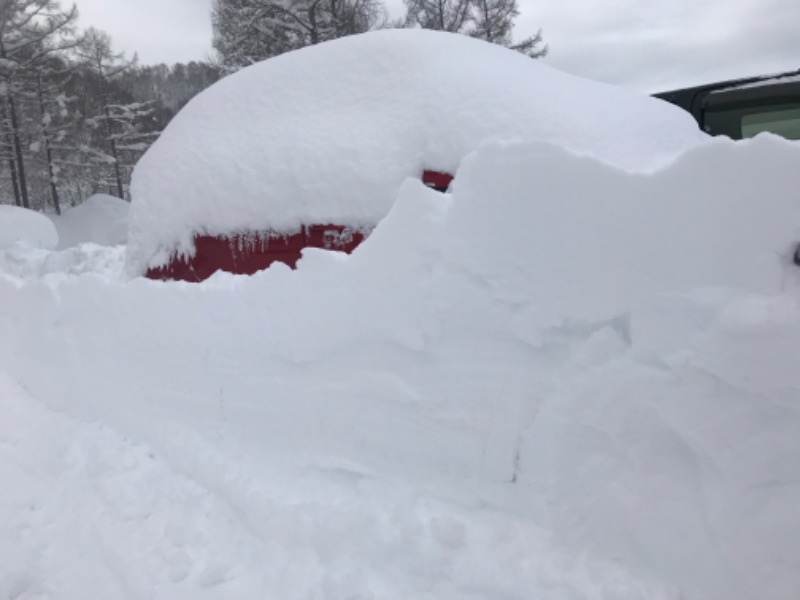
[2,132,800,599]
[126,29,707,274]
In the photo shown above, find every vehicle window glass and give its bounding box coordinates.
[704,101,800,140]
[741,106,800,139]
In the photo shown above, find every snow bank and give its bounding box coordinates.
[127,29,707,274]
[50,194,130,249]
[1,134,799,599]
[0,205,58,250]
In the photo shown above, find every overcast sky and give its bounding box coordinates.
[75,0,799,92]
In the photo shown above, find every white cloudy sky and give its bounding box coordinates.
[75,0,799,92]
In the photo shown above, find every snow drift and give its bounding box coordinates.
[50,194,130,249]
[0,195,128,281]
[2,133,800,599]
[0,205,58,250]
[127,29,707,274]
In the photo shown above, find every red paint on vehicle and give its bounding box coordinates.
[146,170,453,282]
[145,225,367,282]
[422,170,453,192]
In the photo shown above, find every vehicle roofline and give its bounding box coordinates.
[653,68,800,99]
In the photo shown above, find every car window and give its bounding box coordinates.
[741,106,800,139]
[656,71,800,141]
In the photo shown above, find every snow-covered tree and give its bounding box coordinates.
[470,0,546,57]
[404,0,473,32]
[75,28,159,200]
[212,0,387,70]
[404,0,546,58]
[30,57,74,214]
[0,0,78,208]
[0,13,214,211]
[119,61,221,113]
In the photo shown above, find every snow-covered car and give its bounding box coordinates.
[127,29,707,282]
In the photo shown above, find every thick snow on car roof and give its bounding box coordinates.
[127,29,707,274]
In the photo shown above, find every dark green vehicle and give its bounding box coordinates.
[655,69,800,140]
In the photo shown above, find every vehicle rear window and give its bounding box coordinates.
[703,89,800,140]
[741,106,800,139]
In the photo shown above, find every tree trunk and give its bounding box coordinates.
[37,75,61,215]
[7,93,29,209]
[0,41,29,208]
[1,99,22,207]
[102,92,125,199]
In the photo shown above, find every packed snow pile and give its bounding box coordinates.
[0,205,58,250]
[50,194,130,249]
[0,243,127,281]
[2,133,800,599]
[127,29,707,274]
[1,195,127,281]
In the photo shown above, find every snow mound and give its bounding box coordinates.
[0,205,58,250]
[50,194,130,249]
[127,28,707,274]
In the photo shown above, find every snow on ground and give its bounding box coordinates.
[127,29,707,274]
[0,373,677,600]
[49,194,130,249]
[0,205,58,250]
[1,134,800,599]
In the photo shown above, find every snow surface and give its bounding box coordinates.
[0,205,58,250]
[0,242,126,281]
[2,133,800,599]
[127,29,708,274]
[49,194,130,249]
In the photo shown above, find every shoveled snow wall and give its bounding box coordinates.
[2,135,799,599]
